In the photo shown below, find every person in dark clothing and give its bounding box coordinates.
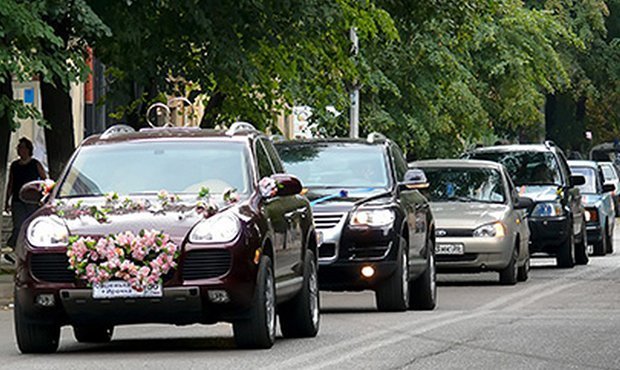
[4,137,47,252]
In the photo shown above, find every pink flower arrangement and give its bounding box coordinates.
[259,177,278,198]
[66,229,179,292]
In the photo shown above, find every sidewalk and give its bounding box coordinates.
[0,272,14,307]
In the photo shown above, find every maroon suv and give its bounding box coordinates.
[14,123,319,352]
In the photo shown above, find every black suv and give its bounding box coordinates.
[14,122,319,352]
[464,141,587,267]
[276,134,436,311]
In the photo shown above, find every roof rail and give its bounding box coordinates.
[226,121,258,136]
[101,124,135,139]
[544,140,556,149]
[367,132,387,143]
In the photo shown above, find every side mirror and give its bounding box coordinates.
[569,175,586,187]
[400,169,429,190]
[259,174,302,198]
[514,196,534,210]
[603,183,615,193]
[19,180,46,204]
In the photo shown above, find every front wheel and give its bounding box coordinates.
[14,297,60,354]
[517,257,530,282]
[279,250,320,338]
[499,247,518,285]
[557,228,576,268]
[606,222,614,254]
[575,219,589,265]
[233,255,276,349]
[409,238,437,310]
[375,238,409,312]
[593,225,607,256]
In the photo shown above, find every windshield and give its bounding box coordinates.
[570,167,597,194]
[468,151,562,186]
[58,141,250,197]
[276,143,390,189]
[420,167,506,204]
[600,164,617,181]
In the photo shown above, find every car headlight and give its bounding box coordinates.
[531,202,564,217]
[473,222,505,238]
[350,209,395,227]
[189,213,241,243]
[26,216,70,247]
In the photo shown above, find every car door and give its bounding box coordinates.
[557,151,583,236]
[257,139,304,289]
[595,167,614,233]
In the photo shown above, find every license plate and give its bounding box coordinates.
[436,243,464,255]
[92,280,162,299]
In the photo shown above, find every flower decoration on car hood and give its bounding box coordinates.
[259,177,278,198]
[66,229,179,291]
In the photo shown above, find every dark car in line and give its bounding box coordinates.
[464,141,588,268]
[276,134,437,312]
[14,122,319,353]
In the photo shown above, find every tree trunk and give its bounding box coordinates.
[0,78,13,246]
[200,91,226,128]
[41,79,75,180]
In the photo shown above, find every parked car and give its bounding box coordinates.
[464,141,588,267]
[411,159,532,284]
[276,134,437,312]
[598,161,620,216]
[14,122,320,353]
[569,160,615,256]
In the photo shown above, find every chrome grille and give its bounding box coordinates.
[313,213,345,229]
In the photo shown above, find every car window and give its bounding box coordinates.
[390,144,408,182]
[261,139,285,174]
[600,164,618,181]
[58,141,251,196]
[255,140,275,178]
[277,143,390,189]
[468,150,562,187]
[419,167,506,204]
[570,167,599,194]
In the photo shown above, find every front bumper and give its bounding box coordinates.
[527,216,570,255]
[586,222,603,243]
[435,236,513,272]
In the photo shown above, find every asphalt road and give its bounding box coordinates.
[1,225,620,369]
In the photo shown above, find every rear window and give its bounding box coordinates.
[570,167,597,194]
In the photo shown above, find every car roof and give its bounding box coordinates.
[81,127,260,147]
[469,144,554,154]
[568,160,599,169]
[274,137,391,147]
[411,159,504,171]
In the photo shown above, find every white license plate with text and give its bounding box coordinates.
[92,280,162,299]
[436,243,464,255]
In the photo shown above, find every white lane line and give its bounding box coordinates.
[284,262,617,370]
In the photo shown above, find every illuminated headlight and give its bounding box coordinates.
[473,222,505,238]
[189,213,240,243]
[350,209,395,227]
[26,216,69,248]
[531,202,564,217]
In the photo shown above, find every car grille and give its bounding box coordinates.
[31,253,75,283]
[182,249,231,280]
[345,242,392,260]
[436,253,478,263]
[435,229,474,237]
[313,213,345,229]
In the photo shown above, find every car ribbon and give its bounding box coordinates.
[310,188,376,206]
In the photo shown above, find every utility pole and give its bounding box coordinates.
[349,27,359,138]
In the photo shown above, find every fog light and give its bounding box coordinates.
[207,290,230,303]
[35,294,55,307]
[361,265,375,278]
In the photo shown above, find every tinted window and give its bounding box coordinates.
[570,167,598,194]
[58,141,250,196]
[256,140,274,178]
[390,144,408,181]
[469,151,562,186]
[421,167,506,204]
[277,143,390,188]
[261,139,284,173]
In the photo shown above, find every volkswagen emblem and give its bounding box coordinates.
[435,229,447,237]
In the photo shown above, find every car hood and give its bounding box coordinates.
[431,202,509,229]
[306,187,391,214]
[41,195,237,244]
[517,185,562,202]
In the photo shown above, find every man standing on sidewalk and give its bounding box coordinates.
[3,137,47,263]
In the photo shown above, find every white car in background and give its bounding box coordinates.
[598,161,620,216]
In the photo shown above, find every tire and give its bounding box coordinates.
[517,257,530,282]
[557,227,576,268]
[575,219,589,265]
[593,225,607,256]
[606,222,614,254]
[73,326,114,343]
[279,250,320,338]
[14,297,60,354]
[409,237,437,310]
[233,255,276,349]
[375,238,409,312]
[499,246,518,285]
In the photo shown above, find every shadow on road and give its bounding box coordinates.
[63,337,239,353]
[320,307,377,314]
